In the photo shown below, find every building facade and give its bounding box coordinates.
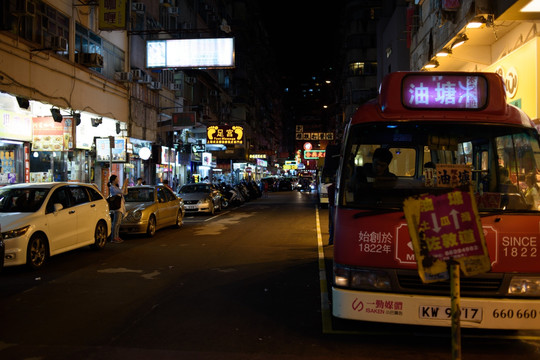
[0,0,283,192]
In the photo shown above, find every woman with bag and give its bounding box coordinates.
[107,174,128,243]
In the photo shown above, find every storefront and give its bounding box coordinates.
[128,138,152,184]
[0,96,32,185]
[0,91,133,188]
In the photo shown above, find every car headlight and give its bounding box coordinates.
[2,225,30,240]
[508,277,540,296]
[132,210,142,221]
[334,265,391,291]
[198,199,210,205]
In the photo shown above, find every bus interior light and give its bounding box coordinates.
[508,277,540,296]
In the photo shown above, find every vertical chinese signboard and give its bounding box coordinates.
[403,187,490,283]
[98,0,127,31]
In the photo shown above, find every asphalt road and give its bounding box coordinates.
[1,190,539,360]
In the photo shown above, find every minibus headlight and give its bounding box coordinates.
[507,277,540,296]
[334,266,391,291]
[334,266,350,287]
[350,270,391,291]
[2,225,30,239]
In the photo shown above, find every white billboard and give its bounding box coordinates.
[146,38,235,68]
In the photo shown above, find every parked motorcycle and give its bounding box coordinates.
[219,183,245,207]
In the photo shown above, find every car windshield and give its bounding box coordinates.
[0,188,50,213]
[179,184,211,193]
[125,188,154,202]
[340,122,540,213]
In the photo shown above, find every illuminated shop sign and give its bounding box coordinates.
[96,137,126,162]
[147,38,235,69]
[402,74,488,110]
[161,146,176,164]
[304,150,326,159]
[32,117,72,151]
[207,125,243,144]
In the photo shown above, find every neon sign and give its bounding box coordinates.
[206,125,243,144]
[402,74,488,110]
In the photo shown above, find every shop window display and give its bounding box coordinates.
[0,143,23,185]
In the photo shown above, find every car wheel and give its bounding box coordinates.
[221,198,229,209]
[91,221,107,250]
[175,210,183,228]
[146,215,156,237]
[27,233,48,270]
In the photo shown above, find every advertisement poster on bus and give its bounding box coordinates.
[403,187,491,283]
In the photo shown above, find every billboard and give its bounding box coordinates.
[147,38,235,69]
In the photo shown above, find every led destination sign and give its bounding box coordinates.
[402,74,488,110]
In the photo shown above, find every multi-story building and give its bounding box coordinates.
[0,0,283,191]
[409,0,540,129]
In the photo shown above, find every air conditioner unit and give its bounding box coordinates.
[14,0,35,16]
[149,81,162,90]
[168,7,180,16]
[80,53,104,68]
[115,72,132,82]
[159,70,174,85]
[169,83,182,91]
[131,69,145,81]
[50,36,67,51]
[137,74,152,84]
[132,2,145,13]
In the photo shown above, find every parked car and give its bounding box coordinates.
[277,178,294,191]
[260,177,277,192]
[177,183,222,215]
[120,185,184,237]
[0,182,111,269]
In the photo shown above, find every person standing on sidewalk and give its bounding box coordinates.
[108,174,128,243]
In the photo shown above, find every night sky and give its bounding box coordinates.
[257,1,345,81]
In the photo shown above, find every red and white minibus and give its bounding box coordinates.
[332,72,540,329]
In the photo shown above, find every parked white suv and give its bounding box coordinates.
[0,182,111,269]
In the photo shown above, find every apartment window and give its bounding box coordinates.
[0,0,69,58]
[348,62,377,76]
[75,22,125,78]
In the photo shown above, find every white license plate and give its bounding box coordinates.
[419,306,482,322]
[185,205,198,210]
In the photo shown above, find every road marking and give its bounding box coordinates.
[316,206,333,334]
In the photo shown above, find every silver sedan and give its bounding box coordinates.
[177,183,222,215]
